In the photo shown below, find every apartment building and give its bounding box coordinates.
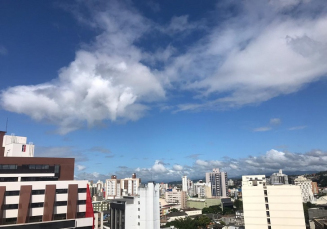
[206,168,228,197]
[312,182,319,195]
[106,173,140,199]
[110,182,160,229]
[269,169,289,185]
[294,175,314,203]
[193,181,211,198]
[0,131,94,228]
[165,187,181,204]
[242,175,305,229]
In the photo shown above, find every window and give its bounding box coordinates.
[32,189,45,195]
[5,190,19,196]
[77,212,86,218]
[264,190,267,195]
[29,216,42,222]
[0,164,17,169]
[54,165,60,173]
[55,201,68,206]
[54,214,66,220]
[138,208,140,211]
[56,189,68,194]
[138,222,140,226]
[138,215,140,219]
[78,188,87,193]
[138,201,140,204]
[266,204,269,210]
[4,218,17,225]
[4,204,18,209]
[266,211,270,217]
[267,218,271,224]
[30,202,44,208]
[78,200,86,205]
[265,197,268,203]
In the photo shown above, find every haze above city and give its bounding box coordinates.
[0,0,326,182]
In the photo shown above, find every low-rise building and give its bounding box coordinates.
[187,197,221,209]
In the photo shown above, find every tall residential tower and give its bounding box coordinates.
[206,168,228,197]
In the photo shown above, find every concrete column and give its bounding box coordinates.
[100,211,104,229]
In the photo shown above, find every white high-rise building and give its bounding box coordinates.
[206,168,228,197]
[242,175,305,229]
[182,176,188,192]
[110,182,160,229]
[270,169,289,185]
[294,175,314,203]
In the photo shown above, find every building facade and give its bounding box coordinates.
[294,175,314,203]
[312,182,319,195]
[110,182,160,229]
[206,168,228,197]
[242,175,305,229]
[269,169,289,185]
[106,174,140,199]
[0,131,94,228]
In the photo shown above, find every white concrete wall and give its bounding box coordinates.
[243,181,305,229]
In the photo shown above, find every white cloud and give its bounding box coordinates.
[76,165,86,171]
[196,159,209,166]
[173,164,183,171]
[0,1,165,134]
[254,118,281,132]
[270,118,281,126]
[253,127,271,132]
[75,148,327,182]
[288,125,307,130]
[1,0,327,132]
[167,1,327,111]
[152,160,167,173]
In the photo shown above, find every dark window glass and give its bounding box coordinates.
[54,214,66,220]
[54,165,60,173]
[0,177,18,182]
[29,165,35,169]
[56,189,68,194]
[32,189,45,195]
[78,188,87,193]
[29,215,42,222]
[35,165,42,169]
[55,201,67,206]
[5,190,19,196]
[4,204,18,209]
[4,218,17,225]
[78,200,86,205]
[30,202,44,208]
[77,212,86,218]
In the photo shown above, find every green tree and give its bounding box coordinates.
[234,199,243,210]
[169,208,179,213]
[165,216,212,229]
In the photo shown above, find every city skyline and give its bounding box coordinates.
[1,0,327,182]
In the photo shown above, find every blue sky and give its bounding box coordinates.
[0,0,327,182]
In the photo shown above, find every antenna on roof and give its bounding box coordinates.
[5,117,8,132]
